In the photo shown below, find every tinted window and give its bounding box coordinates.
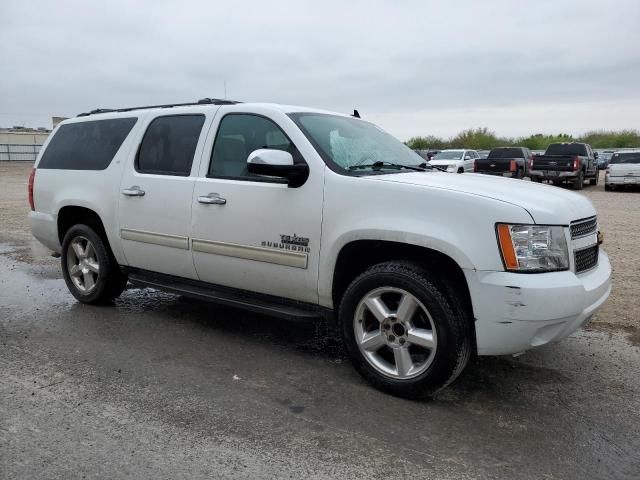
[545,144,588,156]
[488,148,525,159]
[137,115,205,176]
[610,152,640,164]
[209,114,294,178]
[39,118,137,170]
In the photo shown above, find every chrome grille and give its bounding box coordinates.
[570,216,597,239]
[574,245,599,273]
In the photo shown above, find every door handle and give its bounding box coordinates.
[122,185,145,197]
[197,193,227,205]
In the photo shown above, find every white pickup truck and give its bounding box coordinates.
[28,99,612,398]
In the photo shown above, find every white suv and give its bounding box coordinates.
[428,149,477,173]
[28,99,612,398]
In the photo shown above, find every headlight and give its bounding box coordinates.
[496,224,569,272]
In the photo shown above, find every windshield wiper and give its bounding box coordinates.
[348,161,427,172]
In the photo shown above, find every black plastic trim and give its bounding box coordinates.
[123,267,333,323]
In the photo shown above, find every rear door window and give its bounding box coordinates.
[136,115,205,176]
[38,118,137,170]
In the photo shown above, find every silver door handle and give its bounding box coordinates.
[122,186,145,197]
[197,193,226,205]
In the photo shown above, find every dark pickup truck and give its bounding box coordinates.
[530,143,599,190]
[474,147,532,179]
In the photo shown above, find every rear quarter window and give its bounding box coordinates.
[38,117,137,170]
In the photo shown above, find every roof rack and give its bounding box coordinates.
[77,98,241,117]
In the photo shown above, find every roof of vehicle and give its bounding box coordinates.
[440,149,473,152]
[72,98,349,122]
[613,149,640,153]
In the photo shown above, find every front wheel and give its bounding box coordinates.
[339,262,472,399]
[61,224,128,304]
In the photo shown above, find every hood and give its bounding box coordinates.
[368,172,596,224]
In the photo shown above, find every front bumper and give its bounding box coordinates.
[464,249,612,355]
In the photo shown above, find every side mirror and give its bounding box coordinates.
[247,149,309,187]
[464,155,471,160]
[594,152,599,159]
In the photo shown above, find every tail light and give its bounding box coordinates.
[28,168,36,211]
[509,160,517,172]
[573,156,580,171]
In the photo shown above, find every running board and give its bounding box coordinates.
[126,269,329,322]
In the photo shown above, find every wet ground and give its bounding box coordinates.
[1,163,640,479]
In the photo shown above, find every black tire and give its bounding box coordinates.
[590,168,599,185]
[572,171,584,190]
[339,261,472,399]
[516,168,524,179]
[531,176,541,183]
[61,224,128,305]
[457,167,464,174]
[605,184,613,191]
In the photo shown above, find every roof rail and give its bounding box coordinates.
[77,98,241,117]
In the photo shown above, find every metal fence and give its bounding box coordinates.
[0,144,42,161]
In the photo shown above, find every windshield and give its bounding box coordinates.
[289,113,425,173]
[433,151,464,160]
[610,152,640,164]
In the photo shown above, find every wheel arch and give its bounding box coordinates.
[330,239,475,349]
[57,205,122,263]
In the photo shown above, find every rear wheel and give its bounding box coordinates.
[605,184,613,191]
[590,168,599,185]
[339,262,471,399]
[572,171,584,190]
[61,224,128,304]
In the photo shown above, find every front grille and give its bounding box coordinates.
[570,216,597,239]
[575,245,599,273]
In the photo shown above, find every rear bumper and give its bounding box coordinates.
[464,250,612,355]
[28,211,61,253]
[530,169,577,179]
[605,175,640,185]
[476,171,518,178]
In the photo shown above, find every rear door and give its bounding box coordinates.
[118,111,214,279]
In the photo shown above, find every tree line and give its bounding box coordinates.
[406,128,640,151]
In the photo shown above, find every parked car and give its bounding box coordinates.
[597,150,614,169]
[28,99,611,399]
[413,149,440,161]
[474,147,532,179]
[429,149,477,173]
[605,150,640,191]
[530,143,599,190]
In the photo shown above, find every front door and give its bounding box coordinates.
[118,112,211,279]
[190,111,323,303]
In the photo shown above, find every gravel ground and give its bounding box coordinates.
[1,162,639,479]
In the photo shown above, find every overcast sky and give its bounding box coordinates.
[1,0,639,139]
